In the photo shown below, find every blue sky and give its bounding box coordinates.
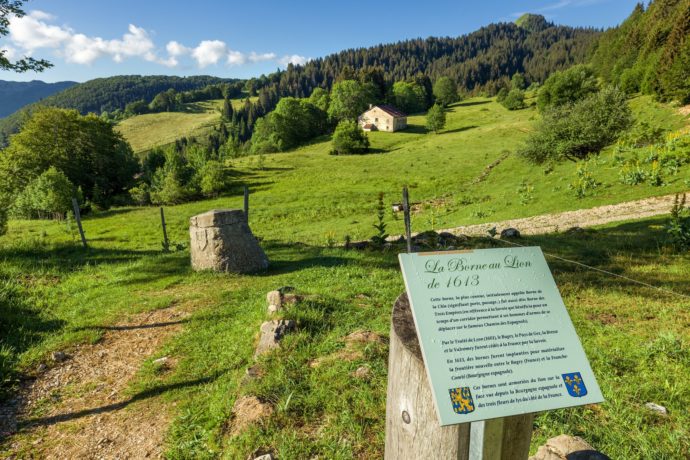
[0,0,640,83]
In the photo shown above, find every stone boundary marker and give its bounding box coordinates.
[189,209,268,273]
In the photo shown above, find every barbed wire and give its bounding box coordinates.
[487,235,690,300]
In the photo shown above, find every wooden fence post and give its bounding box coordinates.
[402,186,411,253]
[71,197,87,249]
[385,292,534,460]
[160,207,169,252]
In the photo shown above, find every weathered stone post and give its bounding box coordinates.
[189,209,268,273]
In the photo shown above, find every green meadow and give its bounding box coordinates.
[1,96,689,458]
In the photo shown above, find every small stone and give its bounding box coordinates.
[255,320,296,357]
[645,402,668,416]
[500,227,521,239]
[36,363,47,373]
[529,434,609,460]
[153,357,169,365]
[266,290,282,313]
[353,366,371,379]
[51,351,68,362]
[254,455,273,460]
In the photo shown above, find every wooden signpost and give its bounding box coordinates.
[386,238,603,458]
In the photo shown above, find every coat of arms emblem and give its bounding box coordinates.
[562,372,588,397]
[449,387,475,414]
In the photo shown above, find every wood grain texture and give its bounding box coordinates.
[385,292,471,460]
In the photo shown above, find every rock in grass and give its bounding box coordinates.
[644,402,668,416]
[500,227,521,239]
[266,290,282,313]
[153,356,168,365]
[255,320,296,357]
[51,351,68,362]
[253,455,273,460]
[189,209,268,274]
[529,434,609,460]
[353,366,371,379]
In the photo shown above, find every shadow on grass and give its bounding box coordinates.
[18,372,225,429]
[453,100,491,108]
[0,245,162,274]
[442,125,479,135]
[491,218,690,299]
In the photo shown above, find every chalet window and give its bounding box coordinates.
[375,118,378,122]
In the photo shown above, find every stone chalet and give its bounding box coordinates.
[358,104,408,132]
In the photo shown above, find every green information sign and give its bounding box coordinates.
[399,246,603,426]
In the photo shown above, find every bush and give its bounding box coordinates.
[666,194,690,251]
[501,89,526,110]
[331,121,370,155]
[519,86,633,164]
[537,65,599,111]
[11,167,77,220]
[199,161,227,197]
[496,87,509,103]
[433,77,459,107]
[426,104,446,133]
[129,184,151,206]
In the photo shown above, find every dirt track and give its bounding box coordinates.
[437,192,688,237]
[0,306,187,459]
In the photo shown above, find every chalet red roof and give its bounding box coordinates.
[371,104,407,118]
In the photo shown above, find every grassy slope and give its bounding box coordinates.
[115,98,256,154]
[1,95,689,458]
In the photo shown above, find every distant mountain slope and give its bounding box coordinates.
[254,17,599,99]
[0,75,236,145]
[590,0,690,102]
[0,80,77,117]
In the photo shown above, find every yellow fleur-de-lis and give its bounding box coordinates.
[573,375,582,385]
[573,384,581,395]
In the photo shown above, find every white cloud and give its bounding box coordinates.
[278,54,309,67]
[2,9,306,70]
[8,10,72,51]
[249,51,277,63]
[1,45,17,61]
[227,49,246,66]
[166,40,191,57]
[191,40,227,68]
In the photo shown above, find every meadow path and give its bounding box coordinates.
[436,191,688,237]
[0,305,188,459]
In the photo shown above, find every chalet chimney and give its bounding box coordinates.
[369,104,373,109]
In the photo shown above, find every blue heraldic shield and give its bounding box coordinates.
[562,372,588,397]
[449,387,475,414]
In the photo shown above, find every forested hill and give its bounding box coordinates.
[252,15,599,99]
[0,80,77,118]
[0,75,235,146]
[590,0,689,103]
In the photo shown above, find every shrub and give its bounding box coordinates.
[199,161,227,197]
[496,87,509,103]
[519,86,633,164]
[501,89,526,110]
[129,184,151,206]
[619,159,647,185]
[537,64,599,111]
[12,167,77,220]
[666,194,690,251]
[370,192,388,247]
[331,120,370,155]
[426,104,447,133]
[569,161,599,198]
[433,77,460,107]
